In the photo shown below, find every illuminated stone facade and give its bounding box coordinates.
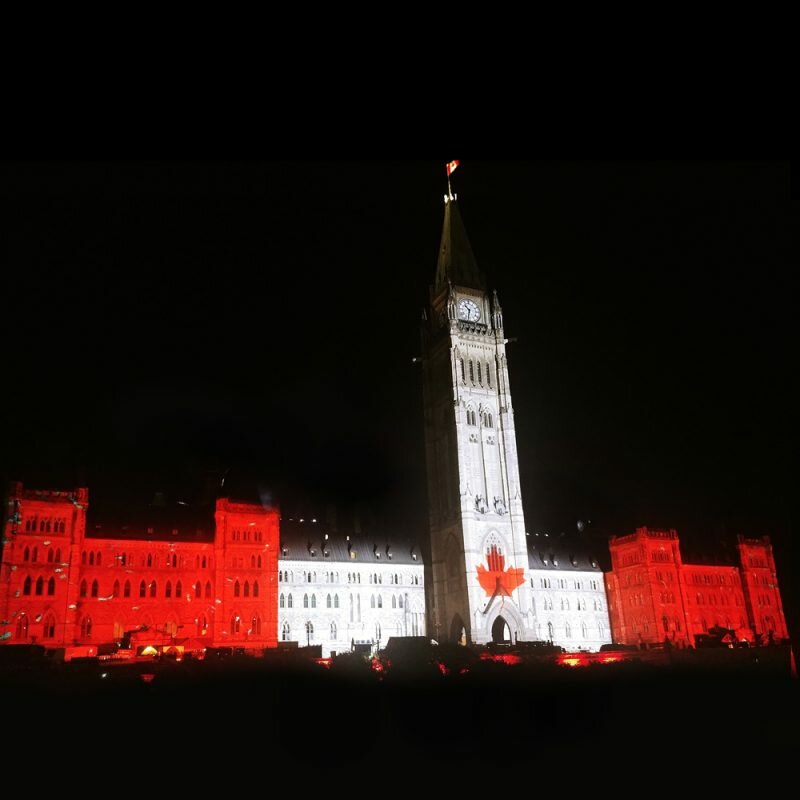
[277,522,426,657]
[421,193,612,649]
[0,484,279,650]
[605,527,788,646]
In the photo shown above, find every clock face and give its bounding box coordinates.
[458,298,481,322]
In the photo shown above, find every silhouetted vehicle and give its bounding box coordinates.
[379,636,442,678]
[694,634,729,649]
[599,643,640,652]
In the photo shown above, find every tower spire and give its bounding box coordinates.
[434,163,485,292]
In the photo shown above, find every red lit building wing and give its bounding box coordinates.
[0,484,279,650]
[605,527,787,647]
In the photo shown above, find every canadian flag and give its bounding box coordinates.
[446,159,459,176]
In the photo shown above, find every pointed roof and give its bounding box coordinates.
[434,198,485,291]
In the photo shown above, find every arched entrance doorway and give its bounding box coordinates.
[450,613,466,645]
[492,615,511,644]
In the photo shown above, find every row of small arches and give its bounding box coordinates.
[76,579,223,600]
[80,552,214,570]
[22,575,56,596]
[280,593,340,609]
[459,358,493,389]
[23,518,66,533]
[280,621,337,642]
[537,621,606,639]
[22,546,62,564]
[278,571,421,586]
[279,593,407,610]
[465,409,494,428]
[535,596,601,612]
[229,614,262,635]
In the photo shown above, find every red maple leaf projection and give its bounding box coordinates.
[476,546,525,598]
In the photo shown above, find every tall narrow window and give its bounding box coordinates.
[205,581,212,598]
[149,581,157,598]
[89,552,94,566]
[139,580,146,598]
[327,594,332,608]
[79,579,87,597]
[304,594,309,608]
[124,580,131,598]
[377,595,383,609]
[234,581,240,598]
[282,622,290,641]
[477,362,482,384]
[469,360,474,382]
[487,362,492,388]
[231,615,240,635]
[35,576,44,596]
[113,580,120,597]
[252,615,261,635]
[280,593,285,608]
[47,549,54,563]
[90,579,99,598]
[165,581,172,599]
[80,617,92,639]
[43,614,56,639]
[288,593,293,609]
[47,577,55,596]
[371,595,375,609]
[334,594,339,608]
[96,553,102,566]
[244,581,250,598]
[330,621,337,640]
[311,595,316,609]
[16,615,29,641]
[253,581,259,598]
[176,581,182,598]
[460,359,466,382]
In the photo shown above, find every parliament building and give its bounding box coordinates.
[0,185,787,656]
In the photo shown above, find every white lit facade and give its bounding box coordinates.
[277,531,426,657]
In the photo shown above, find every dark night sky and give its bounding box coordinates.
[0,161,792,580]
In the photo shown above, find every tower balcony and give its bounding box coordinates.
[456,320,489,336]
